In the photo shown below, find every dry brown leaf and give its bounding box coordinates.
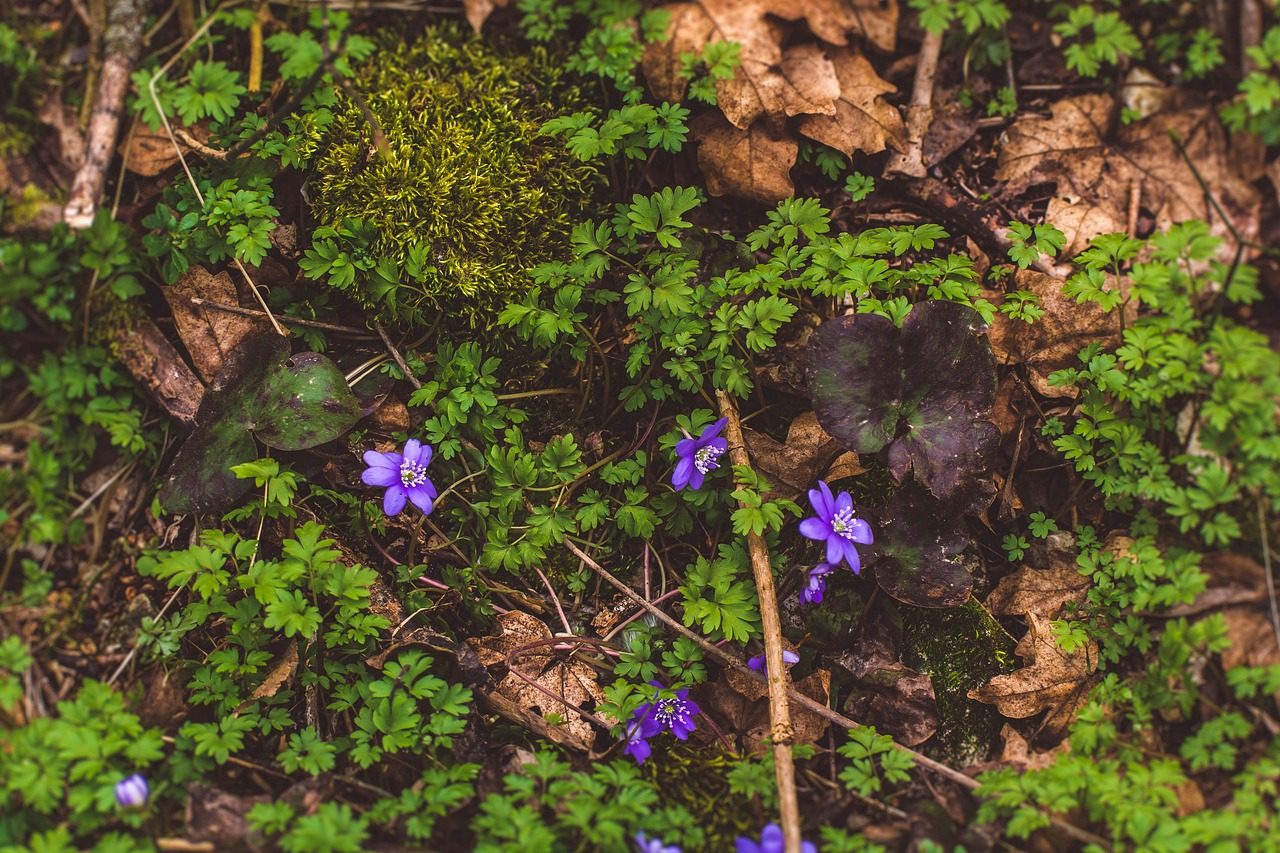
[997,94,1260,257]
[645,1,852,130]
[984,561,1091,619]
[986,268,1129,398]
[997,723,1070,772]
[245,642,298,705]
[969,612,1097,720]
[113,319,205,424]
[1166,552,1268,617]
[161,267,273,382]
[743,410,865,501]
[795,46,905,157]
[463,0,508,31]
[692,111,798,204]
[708,665,831,752]
[121,120,208,177]
[467,611,603,745]
[835,603,939,747]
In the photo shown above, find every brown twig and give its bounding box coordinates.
[187,298,377,336]
[64,0,149,228]
[373,320,423,389]
[715,389,802,853]
[886,27,943,178]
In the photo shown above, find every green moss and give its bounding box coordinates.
[899,595,1016,764]
[310,23,604,328]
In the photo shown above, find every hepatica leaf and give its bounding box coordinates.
[160,335,361,513]
[873,486,974,608]
[808,300,999,514]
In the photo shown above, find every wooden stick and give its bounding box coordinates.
[715,389,802,853]
[64,0,148,228]
[885,27,942,179]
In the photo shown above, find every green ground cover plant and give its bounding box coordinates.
[4,0,1280,850]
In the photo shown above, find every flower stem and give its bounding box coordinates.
[714,388,802,853]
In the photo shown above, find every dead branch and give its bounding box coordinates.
[64,0,149,229]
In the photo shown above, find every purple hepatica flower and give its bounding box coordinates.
[623,681,701,764]
[115,774,149,809]
[362,439,437,517]
[635,831,682,853]
[800,481,873,572]
[672,417,728,491]
[800,563,834,605]
[737,824,817,853]
[747,650,800,674]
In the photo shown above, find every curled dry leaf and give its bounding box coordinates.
[985,268,1129,398]
[462,0,508,32]
[969,612,1097,721]
[162,267,273,382]
[834,602,939,746]
[712,663,831,753]
[997,94,1260,257]
[984,560,1092,619]
[996,723,1070,773]
[795,46,906,158]
[742,410,865,502]
[1166,553,1268,617]
[466,610,604,747]
[691,111,798,204]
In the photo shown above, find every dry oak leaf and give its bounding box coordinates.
[984,560,1092,619]
[692,111,798,204]
[985,268,1129,398]
[161,267,272,382]
[996,94,1260,258]
[996,723,1070,773]
[742,410,865,501]
[466,610,603,745]
[644,0,897,130]
[969,611,1097,720]
[795,46,906,157]
[708,665,831,753]
[121,120,210,177]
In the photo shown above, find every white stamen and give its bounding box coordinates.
[694,445,724,474]
[400,459,429,487]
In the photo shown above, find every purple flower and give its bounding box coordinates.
[635,831,682,853]
[115,774,149,808]
[800,563,834,605]
[672,417,728,491]
[737,824,817,853]
[623,682,701,764]
[747,650,800,674]
[799,481,873,572]
[362,439,437,516]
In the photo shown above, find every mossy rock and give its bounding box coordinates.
[899,594,1016,764]
[309,23,604,328]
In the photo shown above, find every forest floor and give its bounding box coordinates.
[4,1,1280,851]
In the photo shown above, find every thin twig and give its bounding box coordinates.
[886,27,943,178]
[715,389,801,853]
[188,298,377,336]
[535,566,574,636]
[1258,495,1280,653]
[561,538,1115,852]
[373,321,423,389]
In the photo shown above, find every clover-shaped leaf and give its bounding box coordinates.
[159,335,362,514]
[872,487,974,608]
[807,300,999,514]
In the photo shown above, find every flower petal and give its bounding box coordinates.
[362,465,398,487]
[798,517,830,541]
[847,517,874,544]
[675,438,697,457]
[383,484,408,516]
[807,485,833,521]
[736,840,761,853]
[402,439,422,464]
[363,450,402,469]
[760,825,785,853]
[672,456,694,490]
[707,436,728,454]
[625,736,651,764]
[782,650,800,664]
[748,654,765,671]
[817,481,836,517]
[687,467,706,491]
[407,485,434,515]
[418,443,433,468]
[845,545,862,575]
[835,489,853,516]
[701,417,728,441]
[825,535,845,566]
